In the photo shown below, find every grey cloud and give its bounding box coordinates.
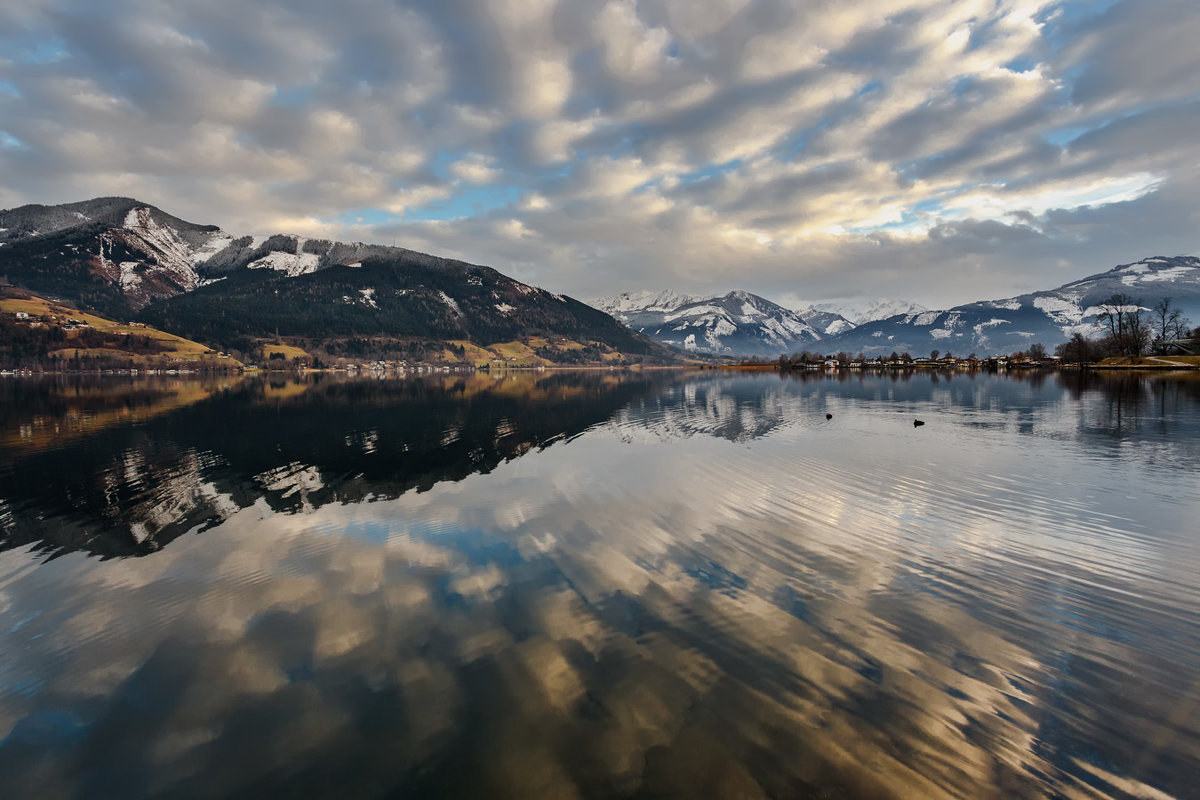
[826,9,927,72]
[1061,0,1200,108]
[1068,100,1200,164]
[868,74,1057,166]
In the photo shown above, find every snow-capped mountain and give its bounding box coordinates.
[595,290,699,315]
[595,289,820,357]
[0,197,673,362]
[0,197,454,312]
[796,307,856,336]
[819,256,1200,356]
[804,298,928,326]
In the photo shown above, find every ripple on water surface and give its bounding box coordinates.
[0,370,1198,799]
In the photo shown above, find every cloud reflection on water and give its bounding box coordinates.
[0,370,1198,798]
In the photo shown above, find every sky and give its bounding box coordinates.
[1,0,1198,310]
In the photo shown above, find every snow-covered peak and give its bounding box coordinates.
[803,298,928,325]
[595,288,820,356]
[594,289,700,314]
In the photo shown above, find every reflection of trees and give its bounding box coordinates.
[1059,371,1200,435]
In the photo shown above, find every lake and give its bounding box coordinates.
[1,369,1198,799]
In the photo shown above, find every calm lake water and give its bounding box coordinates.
[1,369,1198,799]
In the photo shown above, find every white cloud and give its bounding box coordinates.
[0,0,1197,307]
[449,153,501,184]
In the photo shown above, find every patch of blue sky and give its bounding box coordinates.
[0,131,26,148]
[1045,98,1171,149]
[911,198,947,214]
[269,85,317,107]
[403,184,521,221]
[638,158,743,194]
[843,193,969,235]
[895,152,950,180]
[770,83,880,163]
[855,80,883,98]
[429,149,457,180]
[15,38,67,64]
[1038,0,1123,52]
[1044,124,1091,147]
[676,158,744,185]
[843,210,919,236]
[965,14,1004,53]
[0,80,19,97]
[1003,56,1040,74]
[949,74,977,99]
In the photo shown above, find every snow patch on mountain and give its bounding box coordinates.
[438,291,463,316]
[247,251,321,277]
[115,206,202,292]
[823,319,855,335]
[119,262,142,291]
[191,231,235,265]
[1141,266,1195,282]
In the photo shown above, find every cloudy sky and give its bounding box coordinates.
[1,0,1198,308]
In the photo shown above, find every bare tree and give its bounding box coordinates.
[1097,293,1150,356]
[1028,342,1047,360]
[1151,298,1192,351]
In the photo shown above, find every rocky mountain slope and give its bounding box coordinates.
[595,289,819,357]
[820,256,1200,356]
[0,198,673,363]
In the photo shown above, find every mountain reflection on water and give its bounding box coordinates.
[1,370,1198,799]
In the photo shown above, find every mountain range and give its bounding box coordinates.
[3,198,1198,363]
[600,257,1200,358]
[0,198,672,365]
[594,289,820,358]
[595,290,944,356]
[817,256,1200,357]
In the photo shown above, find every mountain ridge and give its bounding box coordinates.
[0,198,677,365]
[594,289,820,357]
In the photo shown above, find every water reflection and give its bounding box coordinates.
[0,370,1198,799]
[0,372,667,558]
